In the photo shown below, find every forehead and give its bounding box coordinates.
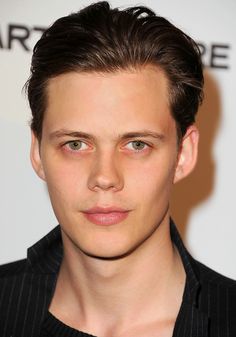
[44,66,175,137]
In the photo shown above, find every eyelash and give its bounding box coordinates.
[124,140,150,152]
[63,140,90,152]
[62,140,151,153]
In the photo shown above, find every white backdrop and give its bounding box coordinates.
[1,0,235,278]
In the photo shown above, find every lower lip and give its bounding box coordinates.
[83,211,129,226]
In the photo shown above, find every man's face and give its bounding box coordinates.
[31,66,192,259]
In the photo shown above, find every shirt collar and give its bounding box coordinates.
[170,219,200,306]
[27,225,63,274]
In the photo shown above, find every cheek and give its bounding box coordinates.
[41,157,88,206]
[136,166,176,224]
[126,156,176,195]
[126,159,177,220]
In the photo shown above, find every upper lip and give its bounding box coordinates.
[83,206,130,214]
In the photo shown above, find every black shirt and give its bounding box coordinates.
[0,220,236,337]
[41,312,95,337]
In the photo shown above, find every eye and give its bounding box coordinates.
[64,140,88,151]
[126,141,149,151]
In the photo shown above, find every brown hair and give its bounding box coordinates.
[25,1,204,140]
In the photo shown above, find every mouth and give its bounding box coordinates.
[82,206,130,226]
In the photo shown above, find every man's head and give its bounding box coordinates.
[29,2,202,259]
[26,1,203,141]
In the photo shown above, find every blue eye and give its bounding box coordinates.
[126,141,148,151]
[65,141,88,151]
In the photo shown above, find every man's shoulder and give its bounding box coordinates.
[194,258,236,287]
[0,225,63,281]
[194,260,236,296]
[171,220,236,292]
[0,258,29,280]
[0,256,58,336]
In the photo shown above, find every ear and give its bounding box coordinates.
[174,125,199,184]
[30,131,46,181]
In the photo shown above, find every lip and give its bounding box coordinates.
[82,207,130,226]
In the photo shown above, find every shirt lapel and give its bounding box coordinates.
[170,219,209,337]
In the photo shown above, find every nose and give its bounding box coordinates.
[87,151,124,192]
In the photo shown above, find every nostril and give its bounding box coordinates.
[87,166,123,192]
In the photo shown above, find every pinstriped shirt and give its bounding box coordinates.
[0,220,236,337]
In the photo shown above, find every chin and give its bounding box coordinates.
[83,249,131,260]
[62,222,150,261]
[78,237,144,261]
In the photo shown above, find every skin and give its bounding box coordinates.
[31,65,199,337]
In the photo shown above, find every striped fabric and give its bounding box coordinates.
[0,220,236,336]
[41,312,95,336]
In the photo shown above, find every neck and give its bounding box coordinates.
[50,216,186,335]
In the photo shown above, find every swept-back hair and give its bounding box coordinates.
[26,1,203,139]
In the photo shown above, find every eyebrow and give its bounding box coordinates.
[49,129,165,142]
[49,130,95,141]
[120,131,165,141]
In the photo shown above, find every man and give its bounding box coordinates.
[0,1,235,336]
